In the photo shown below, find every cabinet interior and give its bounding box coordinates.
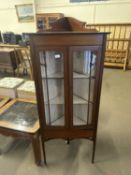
[39,49,96,126]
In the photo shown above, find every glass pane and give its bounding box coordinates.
[73,49,96,126]
[39,50,65,126]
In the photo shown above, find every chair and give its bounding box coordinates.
[14,48,33,79]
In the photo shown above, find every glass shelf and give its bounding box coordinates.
[41,71,95,79]
[46,95,64,104]
[73,95,88,104]
[51,116,64,126]
[42,72,64,79]
[74,116,87,125]
[45,94,90,104]
[73,72,95,79]
[51,115,86,126]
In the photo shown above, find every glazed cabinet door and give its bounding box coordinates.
[69,46,101,127]
[39,48,68,127]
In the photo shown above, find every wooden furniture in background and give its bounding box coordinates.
[49,17,97,32]
[14,47,33,79]
[0,96,9,108]
[86,23,131,70]
[0,43,27,48]
[30,18,108,164]
[0,48,19,76]
[0,77,24,99]
[0,44,33,78]
[36,13,64,32]
[17,80,36,100]
[0,98,41,165]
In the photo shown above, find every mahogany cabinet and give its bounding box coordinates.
[29,32,107,164]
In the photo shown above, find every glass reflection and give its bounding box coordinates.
[73,50,96,126]
[40,51,65,126]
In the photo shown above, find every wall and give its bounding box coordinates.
[0,0,36,34]
[35,0,131,24]
[0,0,131,34]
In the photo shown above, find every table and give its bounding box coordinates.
[0,98,42,165]
[0,96,9,108]
[0,43,27,48]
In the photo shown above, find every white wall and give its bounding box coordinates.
[95,1,131,23]
[0,0,131,34]
[0,0,36,34]
[36,0,131,24]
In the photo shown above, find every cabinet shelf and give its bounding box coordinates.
[51,115,86,126]
[42,72,63,79]
[51,116,64,126]
[73,95,88,104]
[73,72,95,79]
[42,71,95,79]
[45,95,90,104]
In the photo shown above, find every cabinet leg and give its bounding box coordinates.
[66,138,70,144]
[92,139,96,164]
[32,134,42,166]
[41,136,47,165]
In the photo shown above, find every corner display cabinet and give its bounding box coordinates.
[30,18,108,164]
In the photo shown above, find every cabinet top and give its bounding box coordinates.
[29,31,109,36]
[29,32,109,46]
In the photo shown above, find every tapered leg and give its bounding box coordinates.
[92,139,96,163]
[41,136,47,165]
[32,134,42,166]
[66,138,70,144]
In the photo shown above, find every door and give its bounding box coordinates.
[38,47,68,127]
[69,46,101,127]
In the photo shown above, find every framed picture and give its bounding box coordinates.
[15,4,34,22]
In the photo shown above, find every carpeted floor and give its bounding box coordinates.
[0,68,131,175]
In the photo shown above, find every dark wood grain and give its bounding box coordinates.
[29,18,107,164]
